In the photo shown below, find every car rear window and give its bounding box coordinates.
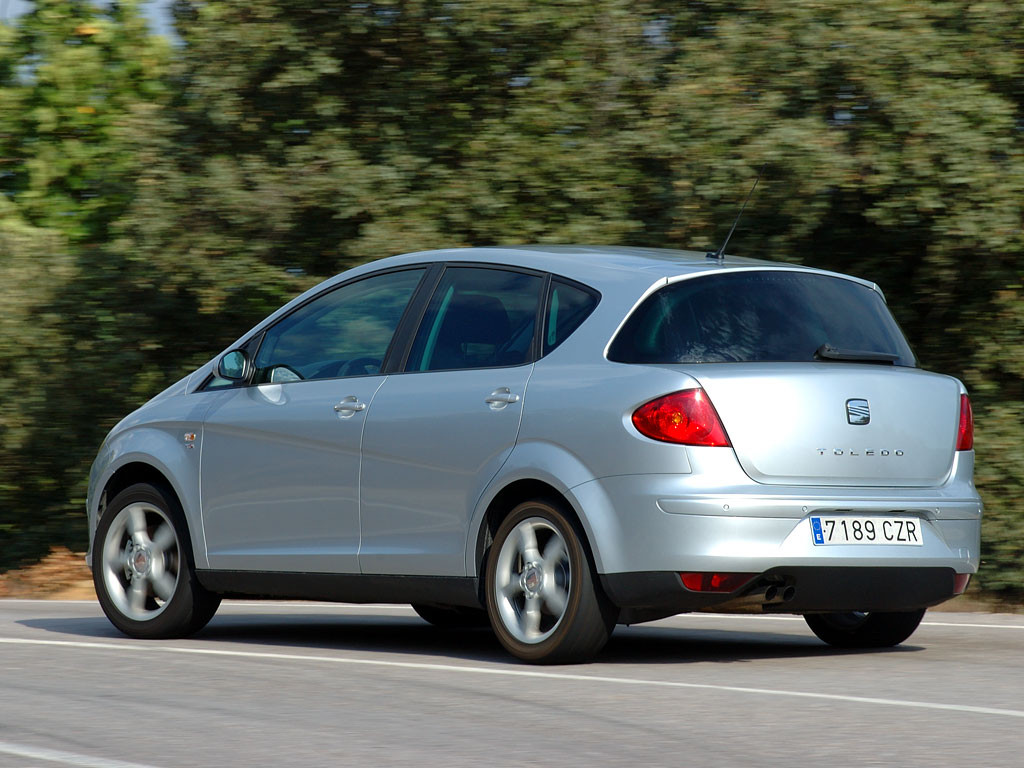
[607,270,916,366]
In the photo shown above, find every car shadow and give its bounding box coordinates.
[17,609,924,665]
[600,624,923,664]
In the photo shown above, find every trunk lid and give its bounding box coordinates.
[692,363,961,487]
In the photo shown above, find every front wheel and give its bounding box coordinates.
[485,499,615,664]
[804,609,926,648]
[93,482,220,639]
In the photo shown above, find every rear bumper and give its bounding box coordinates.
[571,472,982,575]
[601,566,962,624]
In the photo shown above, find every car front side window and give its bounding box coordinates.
[253,268,425,383]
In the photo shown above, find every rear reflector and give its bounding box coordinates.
[632,388,731,446]
[680,572,757,593]
[953,573,971,595]
[956,394,974,451]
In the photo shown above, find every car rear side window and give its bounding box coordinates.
[406,267,543,371]
[543,280,599,355]
[608,270,915,366]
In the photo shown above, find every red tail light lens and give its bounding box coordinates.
[956,394,974,451]
[680,572,757,593]
[953,573,971,595]
[632,388,731,446]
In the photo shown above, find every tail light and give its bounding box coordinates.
[680,572,756,593]
[632,388,731,446]
[956,394,974,451]
[953,573,971,595]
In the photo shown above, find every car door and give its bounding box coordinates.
[200,267,427,573]
[359,265,545,576]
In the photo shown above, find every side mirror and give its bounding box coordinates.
[217,349,249,381]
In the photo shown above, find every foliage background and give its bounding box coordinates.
[1,0,1021,600]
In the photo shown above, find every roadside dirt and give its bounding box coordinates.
[0,547,95,600]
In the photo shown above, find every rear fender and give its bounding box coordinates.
[466,441,623,575]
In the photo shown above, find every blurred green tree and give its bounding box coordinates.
[0,200,71,563]
[152,0,1024,599]
[642,1,1024,598]
[0,0,178,563]
[1,0,1022,599]
[0,0,168,241]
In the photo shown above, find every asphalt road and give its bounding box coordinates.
[1,600,1022,768]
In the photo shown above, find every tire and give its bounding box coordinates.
[485,499,615,664]
[804,609,926,648]
[93,482,220,639]
[412,603,490,629]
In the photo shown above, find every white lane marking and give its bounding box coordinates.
[671,614,803,622]
[0,740,160,768]
[921,620,1024,630]
[2,637,1022,721]
[219,602,416,611]
[0,599,417,611]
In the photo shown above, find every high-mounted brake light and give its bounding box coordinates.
[956,394,974,451]
[632,388,731,446]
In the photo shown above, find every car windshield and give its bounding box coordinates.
[608,270,916,366]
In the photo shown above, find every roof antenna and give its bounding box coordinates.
[706,163,766,261]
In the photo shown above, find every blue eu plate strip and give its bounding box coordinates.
[811,517,824,545]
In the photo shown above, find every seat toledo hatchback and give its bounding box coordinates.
[87,246,981,663]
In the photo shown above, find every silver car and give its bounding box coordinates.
[86,246,981,663]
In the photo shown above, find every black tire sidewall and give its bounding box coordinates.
[485,499,612,663]
[93,482,217,639]
[804,609,926,648]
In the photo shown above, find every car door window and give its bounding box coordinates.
[253,268,425,383]
[405,267,543,372]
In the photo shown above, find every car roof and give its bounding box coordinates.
[366,245,877,296]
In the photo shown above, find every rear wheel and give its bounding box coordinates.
[485,499,614,664]
[93,482,220,639]
[412,603,489,629]
[804,609,926,648]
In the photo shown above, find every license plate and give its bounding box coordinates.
[810,516,923,546]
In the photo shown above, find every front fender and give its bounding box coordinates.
[87,425,208,569]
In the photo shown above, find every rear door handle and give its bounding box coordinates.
[333,396,367,417]
[485,388,521,409]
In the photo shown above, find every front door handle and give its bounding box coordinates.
[485,387,521,409]
[333,396,367,418]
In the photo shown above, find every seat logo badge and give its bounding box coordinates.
[846,399,870,426]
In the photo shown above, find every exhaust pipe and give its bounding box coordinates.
[694,577,796,613]
[763,582,796,605]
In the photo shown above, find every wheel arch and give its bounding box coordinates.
[91,459,197,567]
[100,462,177,516]
[471,478,602,582]
[89,430,206,569]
